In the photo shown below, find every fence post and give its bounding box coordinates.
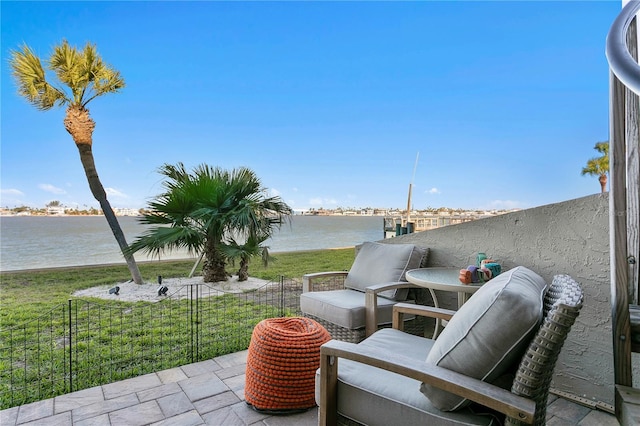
[195,284,200,361]
[68,299,73,393]
[189,284,195,363]
[280,276,285,317]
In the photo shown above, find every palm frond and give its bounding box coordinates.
[581,141,609,177]
[49,40,125,107]
[9,44,68,110]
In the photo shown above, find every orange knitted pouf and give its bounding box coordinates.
[245,316,331,413]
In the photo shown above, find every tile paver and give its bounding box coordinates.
[548,396,594,423]
[179,372,228,402]
[181,359,220,377]
[156,391,194,418]
[102,373,162,400]
[108,400,164,426]
[156,367,189,384]
[137,382,182,403]
[71,393,139,422]
[578,409,622,426]
[74,413,110,426]
[192,391,241,415]
[150,409,203,426]
[0,349,620,426]
[16,398,54,424]
[55,387,105,413]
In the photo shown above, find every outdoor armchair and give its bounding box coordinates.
[317,267,584,425]
[300,241,429,342]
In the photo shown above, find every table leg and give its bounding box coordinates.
[428,288,441,339]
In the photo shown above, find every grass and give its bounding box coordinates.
[0,248,355,409]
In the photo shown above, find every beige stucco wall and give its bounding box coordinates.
[381,193,614,405]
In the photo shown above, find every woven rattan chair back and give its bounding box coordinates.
[506,274,584,426]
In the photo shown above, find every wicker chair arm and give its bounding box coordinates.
[318,339,535,426]
[302,271,349,292]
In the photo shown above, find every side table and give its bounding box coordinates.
[406,268,483,337]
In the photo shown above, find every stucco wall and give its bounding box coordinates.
[381,193,613,405]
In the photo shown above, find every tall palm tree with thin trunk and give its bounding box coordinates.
[581,141,609,193]
[10,40,143,283]
[128,163,292,283]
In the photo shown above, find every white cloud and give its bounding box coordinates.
[1,189,25,196]
[292,187,298,192]
[105,188,128,198]
[38,184,66,195]
[269,188,282,197]
[427,187,440,194]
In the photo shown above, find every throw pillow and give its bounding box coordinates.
[344,242,427,300]
[420,266,547,411]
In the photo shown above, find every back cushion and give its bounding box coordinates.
[344,242,427,300]
[420,266,547,411]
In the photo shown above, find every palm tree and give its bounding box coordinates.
[128,163,292,283]
[581,141,609,193]
[222,233,272,282]
[9,40,143,283]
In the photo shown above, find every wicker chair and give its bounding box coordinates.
[318,270,584,426]
[300,242,429,343]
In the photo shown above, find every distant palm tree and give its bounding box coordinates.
[128,163,292,282]
[581,141,609,193]
[9,40,143,283]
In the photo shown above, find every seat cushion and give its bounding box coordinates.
[421,266,547,411]
[300,289,401,330]
[315,328,496,425]
[345,242,428,300]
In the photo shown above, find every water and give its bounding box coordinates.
[0,215,385,271]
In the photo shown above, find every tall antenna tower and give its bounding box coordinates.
[406,152,419,226]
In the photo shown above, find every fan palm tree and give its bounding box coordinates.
[222,233,272,282]
[581,141,609,193]
[9,40,143,283]
[128,163,292,282]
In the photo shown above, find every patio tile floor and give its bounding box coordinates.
[0,349,620,425]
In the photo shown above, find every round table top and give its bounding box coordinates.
[405,267,483,293]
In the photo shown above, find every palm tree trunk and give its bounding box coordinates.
[203,238,228,282]
[64,106,143,284]
[599,174,608,193]
[238,258,249,281]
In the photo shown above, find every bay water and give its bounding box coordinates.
[0,215,385,271]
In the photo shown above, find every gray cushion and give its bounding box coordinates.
[345,242,427,300]
[421,266,547,411]
[315,328,495,425]
[300,289,402,330]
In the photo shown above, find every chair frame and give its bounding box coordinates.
[302,271,422,340]
[318,275,584,426]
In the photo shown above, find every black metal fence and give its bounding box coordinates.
[0,277,303,410]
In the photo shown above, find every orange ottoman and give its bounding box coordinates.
[245,316,331,413]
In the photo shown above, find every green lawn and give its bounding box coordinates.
[0,248,355,409]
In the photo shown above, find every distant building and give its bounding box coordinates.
[47,206,66,215]
[113,208,141,216]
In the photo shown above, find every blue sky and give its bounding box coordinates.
[1,1,621,212]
